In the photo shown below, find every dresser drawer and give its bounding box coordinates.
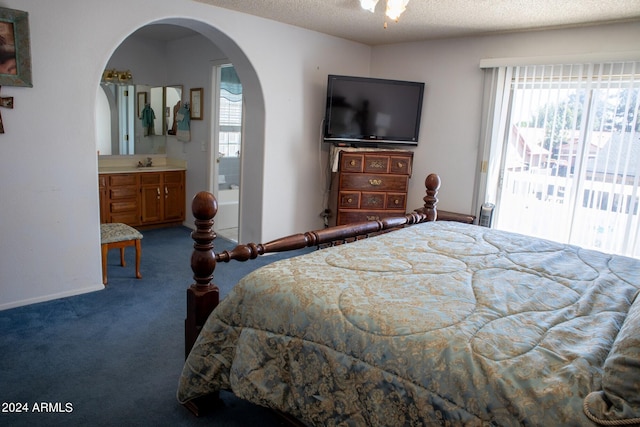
[340,154,364,173]
[337,210,406,225]
[339,192,407,210]
[109,174,137,186]
[340,173,408,192]
[362,155,390,173]
[338,192,360,208]
[140,173,161,186]
[386,193,407,210]
[360,192,386,209]
[110,212,139,225]
[110,186,138,200]
[389,155,412,175]
[110,200,138,213]
[164,171,184,184]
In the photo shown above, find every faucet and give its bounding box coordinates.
[137,157,153,168]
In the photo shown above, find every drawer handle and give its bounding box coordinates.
[397,162,404,168]
[366,215,380,221]
[347,197,353,203]
[156,188,160,199]
[393,199,400,205]
[349,160,356,166]
[369,179,382,186]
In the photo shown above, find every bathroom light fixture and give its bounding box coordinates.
[102,69,133,85]
[359,0,410,22]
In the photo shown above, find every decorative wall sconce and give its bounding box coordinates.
[102,69,133,84]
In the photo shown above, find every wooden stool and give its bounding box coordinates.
[100,223,143,285]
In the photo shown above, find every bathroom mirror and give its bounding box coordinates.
[96,83,182,156]
[164,85,182,136]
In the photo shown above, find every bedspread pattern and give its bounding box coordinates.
[178,221,640,426]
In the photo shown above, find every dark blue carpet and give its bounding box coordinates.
[0,226,311,427]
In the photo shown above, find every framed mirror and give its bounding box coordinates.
[164,85,182,135]
[96,84,182,156]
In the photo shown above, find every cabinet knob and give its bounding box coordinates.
[393,199,400,205]
[347,198,353,203]
[349,160,356,166]
[397,162,404,168]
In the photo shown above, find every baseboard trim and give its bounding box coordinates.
[0,283,105,311]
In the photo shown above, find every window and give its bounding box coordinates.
[218,65,243,158]
[479,61,640,257]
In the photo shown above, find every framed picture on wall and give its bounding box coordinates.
[0,7,32,87]
[190,88,203,120]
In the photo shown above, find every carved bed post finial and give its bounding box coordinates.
[185,191,220,359]
[191,191,218,288]
[424,173,441,221]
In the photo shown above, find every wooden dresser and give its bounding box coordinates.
[330,150,413,226]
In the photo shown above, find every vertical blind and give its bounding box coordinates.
[480,61,640,257]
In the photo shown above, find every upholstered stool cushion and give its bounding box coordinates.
[100,223,143,285]
[101,223,143,243]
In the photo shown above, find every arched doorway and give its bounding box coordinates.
[98,18,264,243]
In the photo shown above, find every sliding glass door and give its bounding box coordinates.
[484,62,640,257]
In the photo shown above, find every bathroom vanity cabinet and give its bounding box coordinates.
[99,169,185,228]
[140,171,185,225]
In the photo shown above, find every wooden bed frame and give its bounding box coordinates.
[183,173,441,416]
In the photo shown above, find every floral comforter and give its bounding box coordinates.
[177,221,640,426]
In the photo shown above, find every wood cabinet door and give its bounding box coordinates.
[140,185,162,223]
[163,172,185,221]
[140,173,163,224]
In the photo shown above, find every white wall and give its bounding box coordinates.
[1,0,638,310]
[371,22,640,215]
[0,0,370,310]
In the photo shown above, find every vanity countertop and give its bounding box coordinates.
[98,165,186,174]
[98,156,187,174]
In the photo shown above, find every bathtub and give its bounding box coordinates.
[215,188,239,231]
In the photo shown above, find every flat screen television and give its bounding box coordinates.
[323,74,425,146]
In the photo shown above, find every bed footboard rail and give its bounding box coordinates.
[217,173,440,262]
[185,173,440,357]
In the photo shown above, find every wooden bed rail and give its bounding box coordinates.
[217,173,440,262]
[185,173,440,358]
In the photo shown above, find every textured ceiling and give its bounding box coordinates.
[193,0,640,45]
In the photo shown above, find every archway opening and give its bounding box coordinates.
[97,18,264,243]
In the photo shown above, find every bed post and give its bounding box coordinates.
[183,191,222,416]
[185,191,219,359]
[423,173,441,221]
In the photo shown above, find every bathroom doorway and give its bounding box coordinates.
[212,63,243,242]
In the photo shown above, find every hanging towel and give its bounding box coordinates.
[176,103,190,142]
[140,104,156,136]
